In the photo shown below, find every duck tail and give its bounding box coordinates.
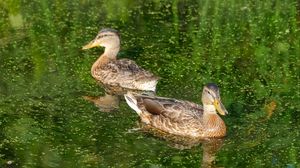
[140,79,158,92]
[124,92,142,115]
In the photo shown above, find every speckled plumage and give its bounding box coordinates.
[83,28,159,94]
[92,59,159,93]
[124,84,228,138]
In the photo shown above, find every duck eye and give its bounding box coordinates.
[98,34,113,39]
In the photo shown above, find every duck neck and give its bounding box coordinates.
[203,104,217,114]
[91,46,120,76]
[103,46,120,59]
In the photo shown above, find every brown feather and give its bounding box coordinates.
[129,94,226,138]
[92,59,159,91]
[143,99,164,115]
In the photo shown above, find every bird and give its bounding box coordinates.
[124,83,228,138]
[82,28,159,95]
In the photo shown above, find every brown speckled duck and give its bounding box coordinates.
[124,83,228,138]
[82,28,159,93]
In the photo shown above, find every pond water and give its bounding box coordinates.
[0,0,299,167]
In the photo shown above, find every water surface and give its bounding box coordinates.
[0,0,299,167]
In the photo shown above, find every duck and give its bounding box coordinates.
[124,83,228,138]
[82,28,159,94]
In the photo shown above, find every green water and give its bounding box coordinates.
[0,0,299,167]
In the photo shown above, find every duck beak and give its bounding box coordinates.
[82,39,99,50]
[213,99,228,116]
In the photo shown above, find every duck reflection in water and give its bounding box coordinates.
[134,122,225,168]
[82,28,159,111]
[82,93,120,112]
[82,90,155,112]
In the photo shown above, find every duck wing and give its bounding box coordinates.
[136,95,204,123]
[94,59,159,91]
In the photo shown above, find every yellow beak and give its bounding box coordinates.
[213,99,228,116]
[82,39,98,50]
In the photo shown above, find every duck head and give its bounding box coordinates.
[201,83,228,115]
[82,28,120,50]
